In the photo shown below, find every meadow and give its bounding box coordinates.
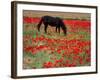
[23,17,91,69]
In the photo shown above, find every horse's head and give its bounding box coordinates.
[58,18,67,35]
[62,26,67,35]
[60,21,67,35]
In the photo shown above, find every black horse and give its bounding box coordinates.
[37,16,67,35]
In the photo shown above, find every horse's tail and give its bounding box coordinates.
[37,17,43,31]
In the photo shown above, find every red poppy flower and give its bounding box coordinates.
[43,61,53,68]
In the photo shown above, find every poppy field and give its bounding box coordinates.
[23,17,91,69]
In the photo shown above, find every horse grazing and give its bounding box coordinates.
[37,16,67,35]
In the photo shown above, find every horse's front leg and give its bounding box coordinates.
[58,26,60,34]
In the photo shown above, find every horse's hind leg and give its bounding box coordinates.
[37,18,43,32]
[37,25,40,31]
[56,27,57,32]
[44,24,48,33]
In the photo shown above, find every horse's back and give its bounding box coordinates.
[42,16,56,21]
[42,16,59,25]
